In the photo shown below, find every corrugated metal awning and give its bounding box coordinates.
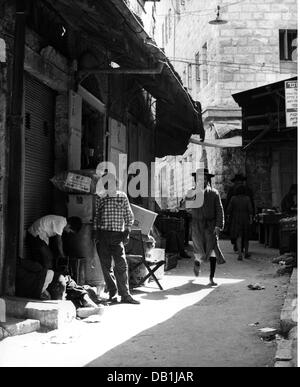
[43,0,204,157]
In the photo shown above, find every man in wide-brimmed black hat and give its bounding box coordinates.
[186,168,225,286]
[225,173,254,254]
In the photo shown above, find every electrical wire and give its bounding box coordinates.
[154,53,296,74]
[157,0,247,17]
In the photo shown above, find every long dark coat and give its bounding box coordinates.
[191,186,225,264]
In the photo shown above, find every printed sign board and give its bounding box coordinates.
[65,172,92,193]
[285,80,297,127]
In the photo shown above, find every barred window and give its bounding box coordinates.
[279,29,297,61]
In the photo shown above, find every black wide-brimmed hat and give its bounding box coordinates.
[231,173,246,182]
[192,168,215,179]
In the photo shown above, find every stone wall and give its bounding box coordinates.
[209,147,247,201]
[155,0,297,107]
[153,0,297,207]
[245,144,273,210]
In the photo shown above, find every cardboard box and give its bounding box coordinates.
[131,204,158,236]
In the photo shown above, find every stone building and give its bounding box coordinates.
[0,0,203,295]
[153,0,297,205]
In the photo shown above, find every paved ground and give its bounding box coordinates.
[0,240,291,367]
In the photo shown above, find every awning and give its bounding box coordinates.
[232,76,297,149]
[43,0,204,157]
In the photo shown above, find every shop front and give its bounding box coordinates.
[0,0,204,297]
[232,77,297,253]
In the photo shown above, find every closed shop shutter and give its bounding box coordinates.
[24,73,55,234]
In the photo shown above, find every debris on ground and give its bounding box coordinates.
[82,315,102,324]
[276,265,294,276]
[248,283,265,290]
[258,327,278,341]
[272,252,296,264]
[248,322,260,327]
[272,252,297,276]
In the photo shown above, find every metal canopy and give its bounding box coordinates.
[232,76,297,150]
[43,0,204,157]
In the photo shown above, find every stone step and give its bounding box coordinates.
[0,317,40,341]
[3,296,76,330]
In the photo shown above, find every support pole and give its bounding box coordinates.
[3,0,26,295]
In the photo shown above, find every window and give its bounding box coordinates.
[195,52,201,80]
[279,29,297,61]
[183,68,187,88]
[195,53,201,92]
[165,16,168,44]
[170,169,175,197]
[168,8,172,38]
[201,43,208,86]
[187,63,192,90]
[175,0,181,21]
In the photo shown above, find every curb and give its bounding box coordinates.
[274,268,298,367]
[0,318,40,341]
[3,296,76,330]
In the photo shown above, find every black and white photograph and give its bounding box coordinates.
[0,0,298,370]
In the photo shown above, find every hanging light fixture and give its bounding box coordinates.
[209,5,228,25]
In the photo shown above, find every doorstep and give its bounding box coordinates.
[2,296,76,330]
[0,317,40,341]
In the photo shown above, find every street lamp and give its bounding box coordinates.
[209,5,228,25]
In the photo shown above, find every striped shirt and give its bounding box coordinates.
[93,191,134,232]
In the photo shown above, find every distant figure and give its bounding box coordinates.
[281,184,297,214]
[226,185,253,261]
[225,173,254,252]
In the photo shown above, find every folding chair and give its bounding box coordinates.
[126,229,165,290]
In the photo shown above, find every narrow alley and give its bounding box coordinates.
[0,0,298,371]
[0,240,292,368]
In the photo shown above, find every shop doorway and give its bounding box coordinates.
[81,101,105,170]
[22,73,55,257]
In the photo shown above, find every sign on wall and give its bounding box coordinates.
[285,80,297,128]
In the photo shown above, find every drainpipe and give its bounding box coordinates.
[4,0,26,295]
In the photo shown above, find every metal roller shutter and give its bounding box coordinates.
[24,73,55,233]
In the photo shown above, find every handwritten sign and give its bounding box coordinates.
[65,172,91,193]
[285,80,297,127]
